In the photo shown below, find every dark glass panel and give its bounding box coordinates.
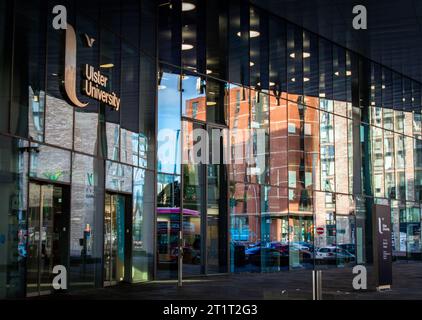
[318,38,333,100]
[333,45,346,102]
[206,0,228,80]
[11,0,47,139]
[0,136,28,298]
[303,31,319,98]
[228,0,250,86]
[0,0,13,133]
[206,78,227,124]
[74,13,100,155]
[287,24,303,97]
[139,53,156,170]
[158,0,182,66]
[269,15,287,99]
[45,1,73,149]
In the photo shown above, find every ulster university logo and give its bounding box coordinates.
[64,24,121,110]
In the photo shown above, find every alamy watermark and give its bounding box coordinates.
[158,127,267,169]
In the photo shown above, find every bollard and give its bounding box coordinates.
[178,230,183,287]
[312,270,322,300]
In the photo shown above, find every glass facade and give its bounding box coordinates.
[1,0,422,299]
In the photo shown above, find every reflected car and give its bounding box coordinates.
[245,246,281,266]
[337,243,355,255]
[268,242,289,255]
[316,246,355,263]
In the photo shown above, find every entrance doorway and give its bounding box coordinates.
[26,182,70,297]
[103,192,132,286]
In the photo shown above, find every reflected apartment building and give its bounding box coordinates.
[0,0,422,299]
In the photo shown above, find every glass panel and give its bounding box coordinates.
[27,183,41,295]
[132,168,155,282]
[334,111,349,194]
[207,127,228,274]
[73,15,99,155]
[12,0,46,138]
[29,144,71,183]
[182,121,205,276]
[206,78,227,124]
[104,193,112,282]
[157,69,181,175]
[182,72,206,121]
[335,194,356,267]
[0,137,28,299]
[228,85,251,183]
[269,96,287,187]
[0,0,12,133]
[230,183,260,273]
[314,191,335,268]
[289,213,313,270]
[157,174,180,279]
[206,0,228,80]
[319,102,335,192]
[70,153,103,289]
[261,186,289,272]
[105,161,133,193]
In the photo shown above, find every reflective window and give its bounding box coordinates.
[158,69,181,175]
[29,144,71,183]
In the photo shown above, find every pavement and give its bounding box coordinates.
[34,261,422,300]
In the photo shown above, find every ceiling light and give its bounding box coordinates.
[257,82,276,87]
[319,93,326,98]
[346,71,352,76]
[250,62,255,67]
[371,101,375,106]
[207,101,217,106]
[291,78,296,82]
[382,85,386,89]
[182,2,196,11]
[100,63,114,68]
[303,77,310,82]
[182,43,194,50]
[371,85,375,90]
[289,52,311,59]
[237,30,260,38]
[334,71,339,76]
[206,69,212,75]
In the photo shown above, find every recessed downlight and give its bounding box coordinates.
[182,43,194,50]
[182,2,196,11]
[237,30,260,38]
[289,52,311,59]
[100,63,114,68]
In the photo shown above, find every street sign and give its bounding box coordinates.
[316,227,324,235]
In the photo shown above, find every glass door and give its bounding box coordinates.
[104,193,127,286]
[27,182,69,297]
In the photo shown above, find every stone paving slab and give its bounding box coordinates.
[34,261,422,300]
